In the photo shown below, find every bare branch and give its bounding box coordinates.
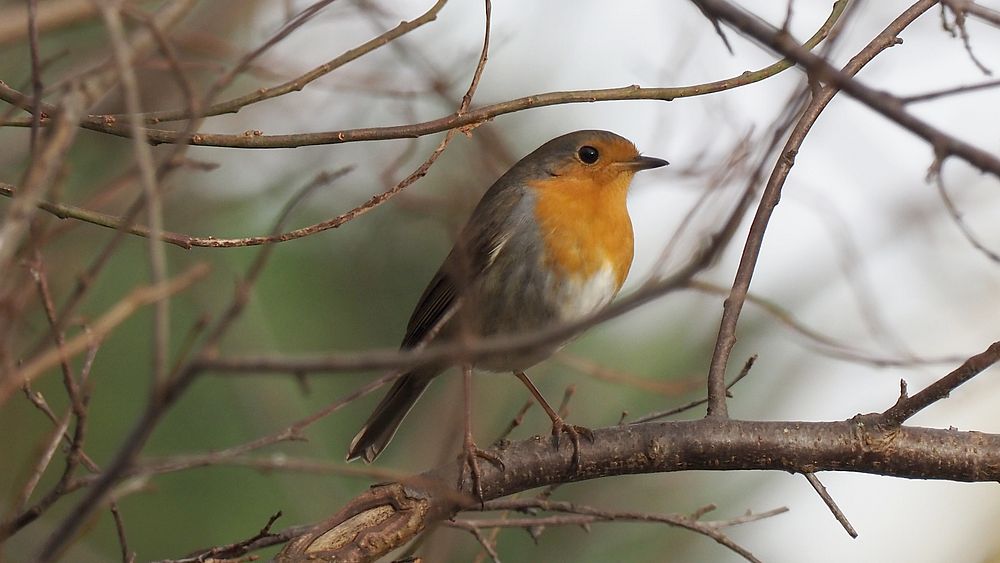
[463,499,788,563]
[0,263,210,405]
[902,78,1000,104]
[932,173,1000,264]
[702,0,939,418]
[124,0,449,125]
[633,355,756,424]
[941,0,993,75]
[803,472,858,538]
[0,0,845,148]
[0,87,84,276]
[690,0,1000,177]
[95,0,170,387]
[274,419,1000,561]
[879,340,1000,426]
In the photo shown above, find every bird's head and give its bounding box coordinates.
[522,130,668,194]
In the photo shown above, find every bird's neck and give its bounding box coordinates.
[532,175,635,289]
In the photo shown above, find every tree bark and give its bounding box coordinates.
[276,417,1000,561]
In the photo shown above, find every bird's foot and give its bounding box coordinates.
[551,417,595,470]
[458,437,505,505]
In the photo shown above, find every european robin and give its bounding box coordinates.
[347,130,668,478]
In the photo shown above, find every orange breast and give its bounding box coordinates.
[531,174,634,289]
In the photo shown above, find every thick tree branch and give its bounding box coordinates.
[275,419,1000,561]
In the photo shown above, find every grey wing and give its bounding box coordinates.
[399,265,458,349]
[399,186,523,350]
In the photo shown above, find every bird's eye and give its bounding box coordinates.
[578,145,600,164]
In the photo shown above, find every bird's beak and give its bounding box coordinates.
[623,155,669,171]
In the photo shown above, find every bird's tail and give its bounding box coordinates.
[347,368,437,463]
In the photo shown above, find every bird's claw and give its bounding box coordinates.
[458,440,505,505]
[551,418,594,469]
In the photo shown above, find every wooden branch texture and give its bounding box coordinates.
[277,418,1000,561]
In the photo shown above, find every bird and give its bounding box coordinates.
[347,130,668,485]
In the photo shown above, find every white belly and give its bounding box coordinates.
[553,264,620,321]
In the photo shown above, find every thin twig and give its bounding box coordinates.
[120,4,201,117]
[37,166,352,560]
[932,173,1000,264]
[96,0,170,388]
[23,0,329,373]
[461,499,787,563]
[459,0,491,114]
[0,263,210,404]
[29,252,83,415]
[0,87,84,277]
[109,503,135,563]
[27,0,43,155]
[0,0,846,148]
[56,0,197,102]
[124,453,411,483]
[803,472,857,538]
[120,0,449,124]
[495,400,535,442]
[7,411,71,517]
[688,281,961,368]
[466,527,501,563]
[555,353,701,397]
[632,355,755,424]
[879,340,1000,426]
[941,0,993,75]
[901,77,1000,103]
[0,337,102,540]
[153,517,312,563]
[690,0,1000,178]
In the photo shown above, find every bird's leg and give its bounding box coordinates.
[458,364,504,503]
[513,371,594,469]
